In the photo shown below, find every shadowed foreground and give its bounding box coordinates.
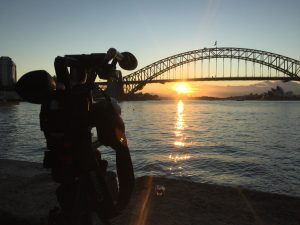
[0,159,299,225]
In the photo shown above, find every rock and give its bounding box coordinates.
[1,159,300,225]
[0,160,58,225]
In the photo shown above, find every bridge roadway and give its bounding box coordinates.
[96,76,299,85]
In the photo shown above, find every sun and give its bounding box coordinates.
[175,82,190,94]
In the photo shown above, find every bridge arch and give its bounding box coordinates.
[122,47,300,94]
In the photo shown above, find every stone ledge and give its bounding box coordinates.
[1,159,299,225]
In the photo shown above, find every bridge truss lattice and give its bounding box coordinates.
[121,47,300,94]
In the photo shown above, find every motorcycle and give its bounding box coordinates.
[15,48,137,225]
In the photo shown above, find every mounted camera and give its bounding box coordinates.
[15,48,137,225]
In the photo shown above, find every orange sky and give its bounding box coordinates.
[141,81,300,98]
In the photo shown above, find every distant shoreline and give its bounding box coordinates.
[0,90,21,102]
[190,95,300,101]
[122,94,300,101]
[2,90,300,102]
[122,84,300,101]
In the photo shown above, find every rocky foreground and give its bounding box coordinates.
[0,159,299,225]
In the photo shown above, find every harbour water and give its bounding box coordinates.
[0,100,299,197]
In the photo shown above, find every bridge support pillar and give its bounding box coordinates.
[106,71,124,100]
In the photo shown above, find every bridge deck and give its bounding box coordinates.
[96,76,299,85]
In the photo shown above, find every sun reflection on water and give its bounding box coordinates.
[168,154,191,162]
[169,100,191,175]
[174,100,185,145]
[177,100,184,114]
[173,141,185,147]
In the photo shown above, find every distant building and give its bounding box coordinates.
[263,85,295,98]
[0,57,17,88]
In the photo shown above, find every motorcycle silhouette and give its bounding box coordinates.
[16,48,137,225]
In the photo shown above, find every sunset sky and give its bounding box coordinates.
[1,0,299,97]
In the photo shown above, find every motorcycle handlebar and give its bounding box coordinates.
[64,48,137,72]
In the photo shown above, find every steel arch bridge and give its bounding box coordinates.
[98,47,300,95]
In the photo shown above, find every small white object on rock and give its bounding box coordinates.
[155,184,166,196]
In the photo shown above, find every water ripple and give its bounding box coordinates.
[1,100,300,197]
